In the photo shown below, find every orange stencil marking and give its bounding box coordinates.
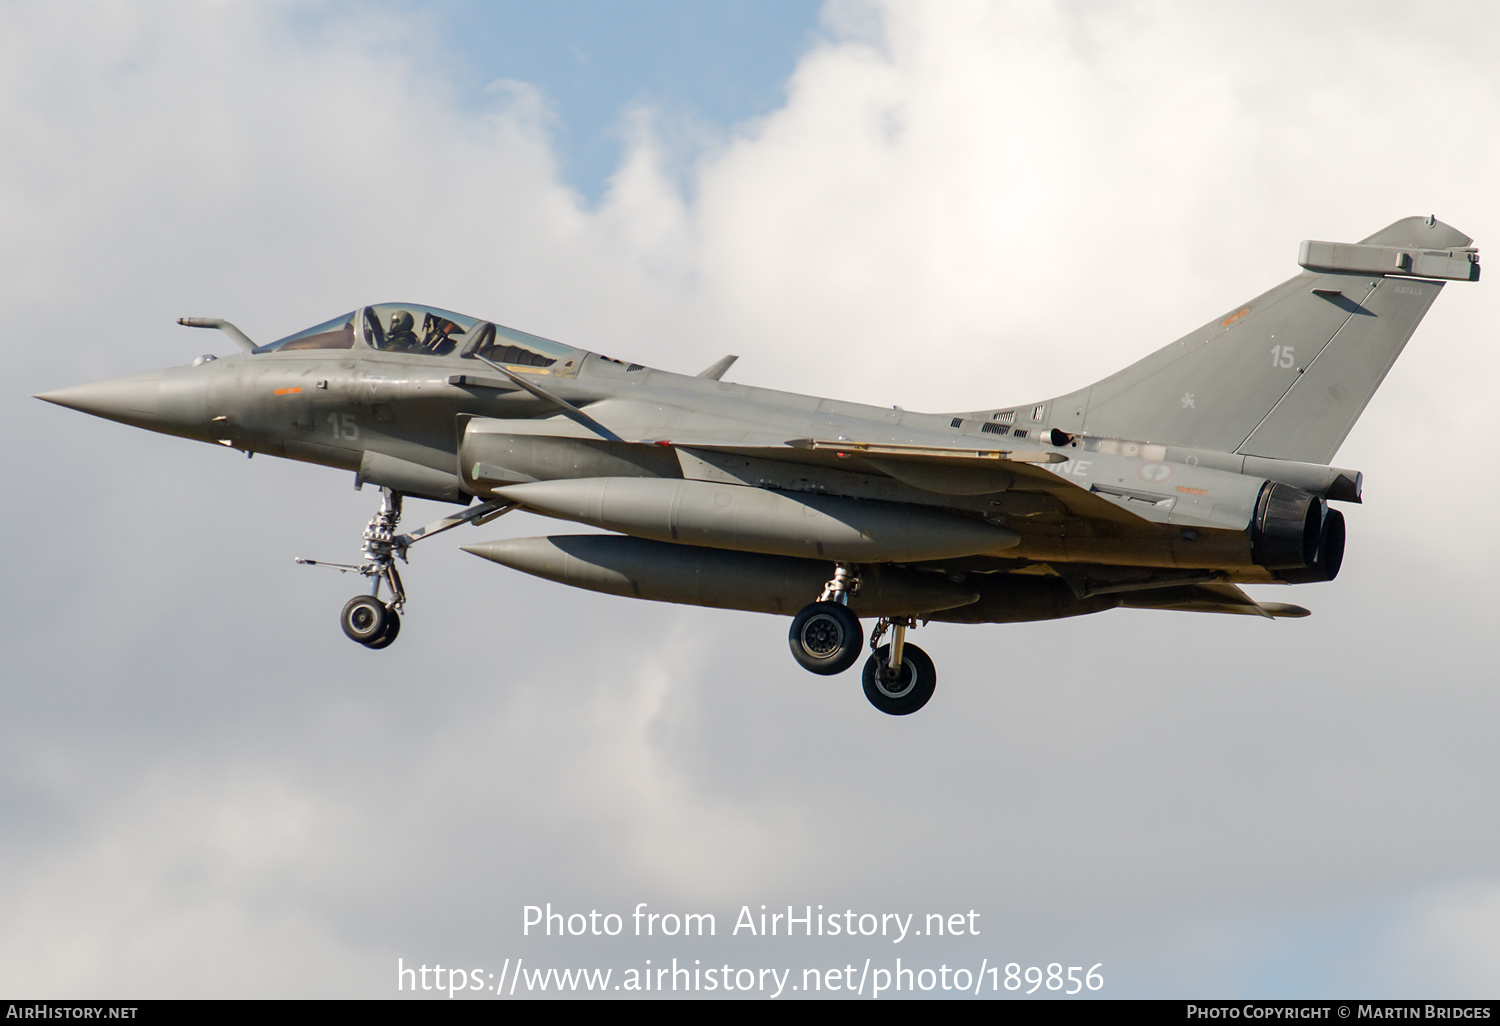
[1177,486,1208,496]
[273,387,303,396]
[1220,308,1249,327]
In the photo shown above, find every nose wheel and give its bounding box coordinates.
[298,487,513,650]
[341,595,401,649]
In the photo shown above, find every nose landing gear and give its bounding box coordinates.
[298,487,512,649]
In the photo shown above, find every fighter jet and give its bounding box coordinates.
[37,216,1479,714]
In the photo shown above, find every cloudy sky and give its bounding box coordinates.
[4,0,1498,999]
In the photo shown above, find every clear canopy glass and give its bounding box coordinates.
[465,323,574,368]
[256,304,579,366]
[363,304,480,356]
[256,311,357,352]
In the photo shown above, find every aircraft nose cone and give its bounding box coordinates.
[36,370,164,428]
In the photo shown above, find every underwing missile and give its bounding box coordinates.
[490,477,1019,562]
[462,534,981,616]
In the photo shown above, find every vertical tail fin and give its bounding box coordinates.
[1032,217,1478,464]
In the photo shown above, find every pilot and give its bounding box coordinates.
[385,310,419,351]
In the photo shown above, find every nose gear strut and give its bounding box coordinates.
[297,487,513,649]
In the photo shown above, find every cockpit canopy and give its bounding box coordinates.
[255,303,579,369]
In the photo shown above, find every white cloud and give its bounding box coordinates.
[1390,882,1500,995]
[0,769,365,997]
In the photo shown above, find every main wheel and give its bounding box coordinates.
[862,643,936,715]
[341,595,389,645]
[364,609,401,649]
[788,601,863,675]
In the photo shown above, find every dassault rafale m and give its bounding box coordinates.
[38,216,1479,715]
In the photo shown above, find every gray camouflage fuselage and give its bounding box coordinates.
[39,216,1480,632]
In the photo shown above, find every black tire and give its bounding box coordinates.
[862,642,936,715]
[341,595,389,645]
[788,601,863,675]
[364,609,401,650]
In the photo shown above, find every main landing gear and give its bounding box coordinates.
[788,565,864,674]
[788,565,938,715]
[863,617,935,716]
[297,487,512,650]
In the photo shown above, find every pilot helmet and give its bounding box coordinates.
[388,310,414,335]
